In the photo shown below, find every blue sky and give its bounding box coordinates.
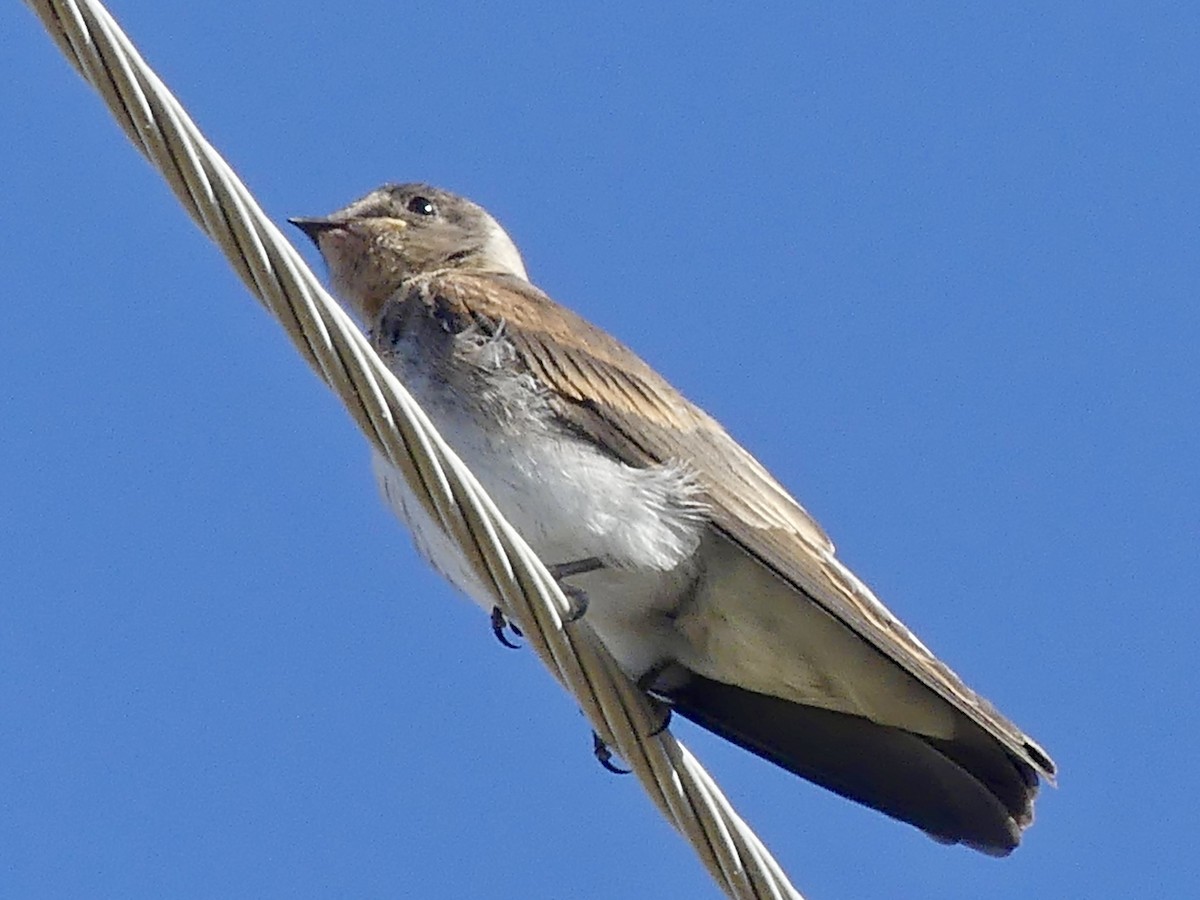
[3,2,1197,898]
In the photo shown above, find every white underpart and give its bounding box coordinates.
[373,336,706,677]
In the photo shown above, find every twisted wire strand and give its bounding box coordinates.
[23,2,806,897]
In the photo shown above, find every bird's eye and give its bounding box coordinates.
[406,196,437,217]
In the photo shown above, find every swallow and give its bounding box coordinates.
[290,184,1055,855]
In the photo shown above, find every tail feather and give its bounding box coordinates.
[666,672,1039,855]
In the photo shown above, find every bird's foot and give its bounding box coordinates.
[548,557,604,623]
[592,731,631,775]
[635,663,676,736]
[490,606,522,649]
[647,705,672,737]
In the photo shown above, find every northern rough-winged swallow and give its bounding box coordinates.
[290,184,1056,855]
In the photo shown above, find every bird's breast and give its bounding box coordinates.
[370,326,708,672]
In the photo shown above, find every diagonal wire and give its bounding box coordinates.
[21,2,806,898]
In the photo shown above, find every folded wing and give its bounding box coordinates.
[428,272,1056,851]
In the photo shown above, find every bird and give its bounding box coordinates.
[289,183,1056,856]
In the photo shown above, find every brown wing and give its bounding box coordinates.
[426,271,1057,787]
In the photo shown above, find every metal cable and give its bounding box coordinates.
[22,2,805,897]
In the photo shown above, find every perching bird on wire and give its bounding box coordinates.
[291,184,1055,856]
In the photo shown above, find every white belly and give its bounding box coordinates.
[370,371,705,677]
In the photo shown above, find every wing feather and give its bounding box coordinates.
[427,271,1055,781]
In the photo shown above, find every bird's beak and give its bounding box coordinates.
[288,216,345,246]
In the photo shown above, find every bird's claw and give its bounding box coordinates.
[634,663,674,736]
[549,557,602,623]
[648,705,672,737]
[592,731,631,775]
[561,584,589,623]
[490,606,522,649]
